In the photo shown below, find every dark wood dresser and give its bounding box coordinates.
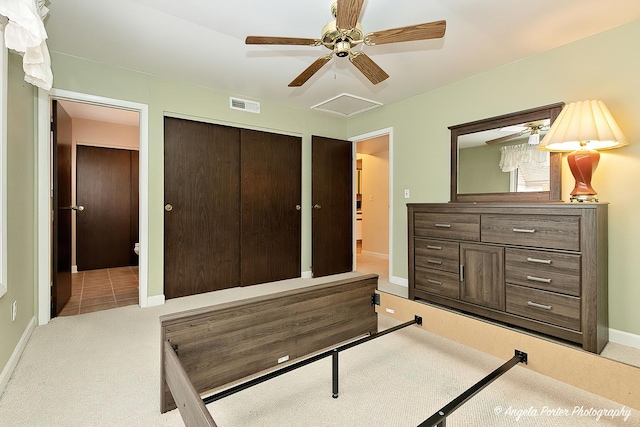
[407,203,608,353]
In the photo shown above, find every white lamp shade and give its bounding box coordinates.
[538,100,628,152]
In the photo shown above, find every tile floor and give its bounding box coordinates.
[58,266,139,316]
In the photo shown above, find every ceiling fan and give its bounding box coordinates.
[485,122,549,145]
[245,0,446,87]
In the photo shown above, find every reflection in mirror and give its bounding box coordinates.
[457,119,551,194]
[450,103,564,203]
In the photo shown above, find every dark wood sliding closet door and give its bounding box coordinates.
[240,129,301,286]
[164,117,241,299]
[164,118,302,299]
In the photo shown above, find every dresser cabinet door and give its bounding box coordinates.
[460,243,505,310]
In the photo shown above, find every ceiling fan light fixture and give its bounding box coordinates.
[528,133,540,145]
[335,40,351,57]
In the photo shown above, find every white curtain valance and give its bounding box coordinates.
[499,143,549,173]
[0,0,52,90]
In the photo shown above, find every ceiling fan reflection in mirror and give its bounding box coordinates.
[245,0,446,87]
[485,121,550,145]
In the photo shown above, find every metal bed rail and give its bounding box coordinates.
[419,350,528,427]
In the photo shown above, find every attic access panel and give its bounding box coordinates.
[311,93,382,117]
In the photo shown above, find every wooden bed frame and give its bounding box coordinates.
[160,274,379,425]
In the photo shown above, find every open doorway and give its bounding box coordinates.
[54,100,140,316]
[37,89,149,325]
[351,128,395,293]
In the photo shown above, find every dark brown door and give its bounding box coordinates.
[311,135,353,277]
[164,117,241,299]
[240,129,301,285]
[52,101,73,317]
[76,145,137,271]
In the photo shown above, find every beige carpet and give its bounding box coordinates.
[0,272,638,426]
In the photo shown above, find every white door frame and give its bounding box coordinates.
[36,88,150,325]
[349,127,397,283]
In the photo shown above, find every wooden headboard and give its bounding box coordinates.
[160,274,378,415]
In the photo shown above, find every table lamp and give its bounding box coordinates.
[538,100,627,202]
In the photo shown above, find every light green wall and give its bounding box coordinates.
[458,143,509,193]
[0,53,36,373]
[48,51,348,297]
[347,19,640,336]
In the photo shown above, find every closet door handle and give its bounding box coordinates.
[313,204,321,209]
[165,204,173,212]
[295,205,301,211]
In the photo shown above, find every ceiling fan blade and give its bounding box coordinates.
[349,52,389,85]
[336,0,364,30]
[485,129,529,145]
[246,36,319,46]
[364,20,446,45]
[288,54,333,87]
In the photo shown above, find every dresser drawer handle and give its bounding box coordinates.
[513,228,536,233]
[427,279,442,285]
[426,245,442,250]
[435,223,451,228]
[527,301,552,310]
[426,259,443,265]
[527,275,552,283]
[527,257,552,265]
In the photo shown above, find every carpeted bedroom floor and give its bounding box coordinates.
[0,270,638,426]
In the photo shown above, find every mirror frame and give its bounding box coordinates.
[450,102,565,203]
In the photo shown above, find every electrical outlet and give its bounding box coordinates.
[404,189,410,199]
[12,301,17,321]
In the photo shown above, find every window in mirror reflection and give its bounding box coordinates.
[457,120,551,194]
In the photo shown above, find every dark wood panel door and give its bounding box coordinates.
[52,101,73,317]
[164,117,241,299]
[76,145,136,271]
[240,129,301,286]
[311,135,353,277]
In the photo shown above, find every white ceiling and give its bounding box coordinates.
[44,0,640,115]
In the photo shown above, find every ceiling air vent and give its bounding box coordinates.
[229,97,260,114]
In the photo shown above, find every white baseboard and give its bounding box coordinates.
[390,275,408,287]
[145,294,165,307]
[609,328,640,350]
[71,265,78,274]
[361,251,389,260]
[301,270,312,279]
[0,316,36,398]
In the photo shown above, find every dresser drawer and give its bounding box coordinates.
[506,284,580,331]
[415,266,459,299]
[481,214,580,251]
[505,248,580,296]
[414,213,479,241]
[415,238,459,273]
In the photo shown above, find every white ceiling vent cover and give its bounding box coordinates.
[230,97,261,114]
[311,93,382,117]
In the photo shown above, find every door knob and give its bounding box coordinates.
[295,205,301,211]
[71,205,84,211]
[313,204,321,209]
[165,204,173,212]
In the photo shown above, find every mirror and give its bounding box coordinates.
[450,102,565,203]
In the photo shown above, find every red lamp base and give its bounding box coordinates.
[567,148,600,202]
